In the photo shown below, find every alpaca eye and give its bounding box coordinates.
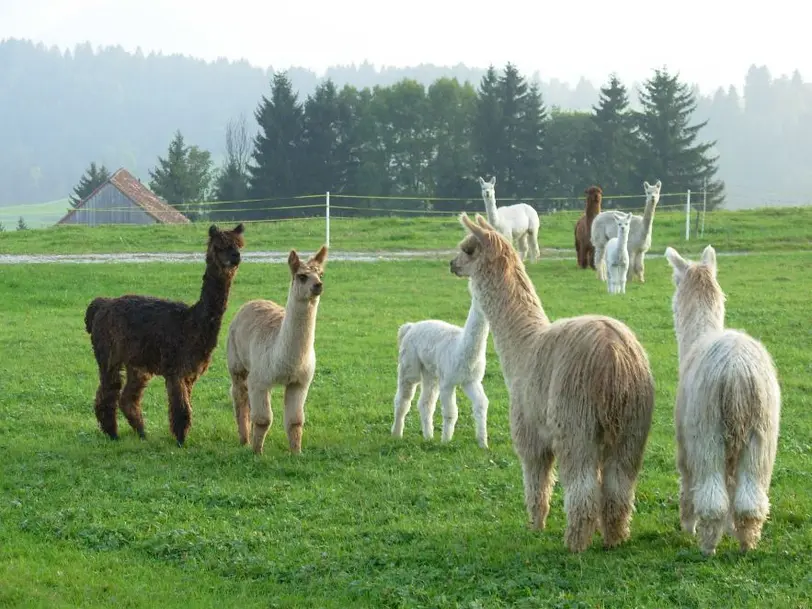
[297,274,308,282]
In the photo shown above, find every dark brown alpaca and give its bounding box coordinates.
[574,186,602,269]
[84,224,245,446]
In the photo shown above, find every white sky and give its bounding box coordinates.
[0,0,806,93]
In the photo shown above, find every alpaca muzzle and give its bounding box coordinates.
[311,283,323,296]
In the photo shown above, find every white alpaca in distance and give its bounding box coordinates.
[605,212,633,294]
[478,176,541,263]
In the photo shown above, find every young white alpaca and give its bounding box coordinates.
[391,283,490,448]
[226,246,328,455]
[592,180,661,282]
[665,245,781,556]
[478,176,541,263]
[605,212,633,295]
[451,213,655,553]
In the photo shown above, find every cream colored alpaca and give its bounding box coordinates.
[391,283,490,448]
[592,180,661,282]
[226,246,328,455]
[450,213,655,553]
[605,212,632,295]
[665,245,781,556]
[478,176,541,262]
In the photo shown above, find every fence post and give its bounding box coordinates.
[325,191,330,248]
[701,179,707,237]
[685,189,691,241]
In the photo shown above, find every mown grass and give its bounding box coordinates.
[1,248,810,607]
[1,205,811,256]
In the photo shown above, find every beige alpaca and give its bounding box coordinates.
[665,245,781,556]
[450,213,655,553]
[226,246,328,455]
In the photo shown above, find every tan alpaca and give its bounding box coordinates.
[450,213,655,553]
[226,246,327,455]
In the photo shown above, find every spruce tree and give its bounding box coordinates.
[635,68,724,208]
[302,79,346,196]
[70,162,111,207]
[247,72,305,212]
[514,81,547,198]
[149,130,213,219]
[472,65,502,185]
[589,74,637,200]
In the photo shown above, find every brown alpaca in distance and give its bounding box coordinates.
[450,213,655,553]
[84,224,245,446]
[574,185,602,269]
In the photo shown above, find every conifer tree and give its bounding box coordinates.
[149,130,214,219]
[70,162,111,207]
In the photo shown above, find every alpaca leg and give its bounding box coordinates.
[517,233,529,261]
[230,371,250,445]
[417,374,440,441]
[165,375,192,447]
[530,228,541,262]
[676,435,697,535]
[439,384,459,444]
[620,267,628,294]
[519,448,556,531]
[689,433,729,556]
[391,370,419,438]
[558,444,601,553]
[594,245,606,280]
[462,381,489,449]
[94,366,123,440]
[283,382,309,454]
[247,375,272,455]
[600,433,648,549]
[732,429,777,553]
[119,366,150,439]
[635,252,646,282]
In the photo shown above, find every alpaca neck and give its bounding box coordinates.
[482,194,500,226]
[456,298,490,361]
[676,306,724,362]
[641,198,657,237]
[586,200,601,224]
[471,263,549,381]
[279,286,319,362]
[192,264,233,330]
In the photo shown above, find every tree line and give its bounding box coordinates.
[71,64,723,220]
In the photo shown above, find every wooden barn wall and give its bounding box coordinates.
[61,184,156,225]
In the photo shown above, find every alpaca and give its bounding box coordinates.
[592,180,662,282]
[605,212,633,295]
[574,186,602,269]
[227,246,328,455]
[664,245,781,556]
[478,176,541,263]
[391,283,490,448]
[450,213,655,553]
[84,223,245,446]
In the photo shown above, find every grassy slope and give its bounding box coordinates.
[0,198,71,230]
[0,206,811,255]
[1,252,810,608]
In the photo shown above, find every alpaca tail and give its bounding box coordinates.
[84,297,107,334]
[397,322,414,347]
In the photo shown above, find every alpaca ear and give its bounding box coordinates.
[489,176,496,186]
[233,223,245,235]
[475,213,496,232]
[700,245,717,275]
[643,181,651,190]
[655,179,662,189]
[310,245,328,266]
[664,246,689,281]
[209,224,219,238]
[288,250,301,273]
[478,176,486,186]
[459,213,487,241]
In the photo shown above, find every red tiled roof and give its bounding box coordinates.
[58,168,190,224]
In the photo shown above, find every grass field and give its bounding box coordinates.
[0,205,811,256]
[1,219,810,607]
[0,198,71,230]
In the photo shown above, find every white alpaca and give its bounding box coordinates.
[226,246,328,455]
[592,180,661,282]
[605,212,632,294]
[391,283,490,448]
[478,176,541,262]
[665,245,781,556]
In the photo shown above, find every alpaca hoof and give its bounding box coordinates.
[176,440,184,448]
[137,430,146,440]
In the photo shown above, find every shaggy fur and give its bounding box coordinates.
[605,212,633,295]
[391,283,490,448]
[592,180,661,282]
[478,176,541,263]
[574,186,602,269]
[450,213,655,552]
[226,246,328,455]
[84,223,245,445]
[665,245,781,556]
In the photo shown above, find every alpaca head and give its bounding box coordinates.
[664,244,725,324]
[612,211,632,237]
[585,185,603,208]
[478,176,497,206]
[643,180,662,207]
[206,223,245,273]
[450,212,515,279]
[288,245,328,302]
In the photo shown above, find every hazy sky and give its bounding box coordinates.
[1,0,806,93]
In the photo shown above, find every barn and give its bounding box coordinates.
[57,168,190,226]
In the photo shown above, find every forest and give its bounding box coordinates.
[1,38,811,213]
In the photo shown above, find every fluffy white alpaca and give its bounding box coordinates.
[226,246,328,455]
[665,245,781,556]
[478,176,541,263]
[592,180,661,282]
[605,212,632,294]
[391,282,490,448]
